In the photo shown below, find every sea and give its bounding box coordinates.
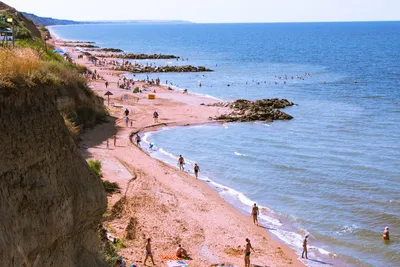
[49,22,400,267]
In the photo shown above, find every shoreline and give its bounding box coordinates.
[52,33,307,266]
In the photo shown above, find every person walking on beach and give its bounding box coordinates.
[125,116,129,127]
[244,238,255,267]
[302,235,309,259]
[105,81,109,88]
[113,134,117,146]
[153,111,159,123]
[106,139,110,149]
[252,203,259,226]
[124,108,130,117]
[194,163,200,178]
[383,226,390,240]
[178,155,185,171]
[143,238,155,265]
[135,134,141,147]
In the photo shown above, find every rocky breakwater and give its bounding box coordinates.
[209,98,294,122]
[119,64,213,73]
[95,53,179,59]
[0,85,108,266]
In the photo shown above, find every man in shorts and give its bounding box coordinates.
[135,134,141,147]
[178,155,185,171]
[194,163,200,178]
[252,203,259,226]
[244,238,255,267]
[144,238,155,265]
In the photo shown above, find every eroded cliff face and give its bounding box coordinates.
[0,85,107,266]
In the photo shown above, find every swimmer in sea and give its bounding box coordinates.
[383,226,390,240]
[244,238,255,267]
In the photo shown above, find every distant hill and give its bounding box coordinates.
[22,12,83,26]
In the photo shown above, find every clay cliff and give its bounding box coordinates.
[0,84,108,266]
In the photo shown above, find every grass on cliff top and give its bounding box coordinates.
[0,47,88,90]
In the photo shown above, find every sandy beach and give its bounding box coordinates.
[55,38,305,267]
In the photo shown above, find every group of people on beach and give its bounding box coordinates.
[177,155,200,178]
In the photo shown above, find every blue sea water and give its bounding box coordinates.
[50,22,400,266]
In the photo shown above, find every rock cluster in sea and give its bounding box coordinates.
[210,98,294,122]
[95,53,179,59]
[117,65,213,73]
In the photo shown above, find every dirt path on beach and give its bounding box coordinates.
[58,40,305,267]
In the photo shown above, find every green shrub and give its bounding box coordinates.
[103,180,121,194]
[133,87,140,93]
[87,159,102,177]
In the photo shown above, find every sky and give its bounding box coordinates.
[5,0,400,23]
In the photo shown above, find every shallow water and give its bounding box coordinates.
[51,22,400,266]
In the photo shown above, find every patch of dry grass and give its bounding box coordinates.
[0,48,41,88]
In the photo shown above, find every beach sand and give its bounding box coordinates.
[57,38,305,267]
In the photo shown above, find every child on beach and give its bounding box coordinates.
[106,139,109,149]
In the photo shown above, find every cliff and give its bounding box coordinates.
[0,67,108,266]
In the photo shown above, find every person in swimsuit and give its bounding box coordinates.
[383,226,390,240]
[153,111,159,123]
[302,235,309,259]
[176,244,188,258]
[144,238,155,265]
[244,238,255,267]
[178,155,185,171]
[135,134,141,147]
[252,203,259,226]
[194,163,200,178]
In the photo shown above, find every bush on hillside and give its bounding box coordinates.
[87,159,102,178]
[103,180,121,194]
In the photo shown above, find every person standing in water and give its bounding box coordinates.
[383,226,390,240]
[178,155,185,171]
[194,163,200,178]
[244,238,255,267]
[252,203,259,226]
[302,235,309,259]
[144,238,155,265]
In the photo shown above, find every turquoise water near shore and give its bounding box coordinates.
[50,22,400,266]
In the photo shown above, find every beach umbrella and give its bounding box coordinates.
[104,91,113,106]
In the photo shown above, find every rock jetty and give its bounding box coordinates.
[117,65,213,73]
[210,98,294,122]
[95,53,179,59]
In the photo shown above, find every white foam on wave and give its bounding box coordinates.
[159,148,179,160]
[234,152,248,157]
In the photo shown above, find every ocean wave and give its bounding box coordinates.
[334,224,360,236]
[234,152,248,157]
[159,148,178,160]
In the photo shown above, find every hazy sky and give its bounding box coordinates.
[6,0,400,23]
